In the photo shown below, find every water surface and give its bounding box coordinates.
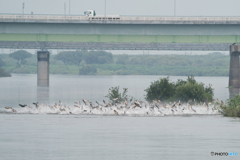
[0,74,239,160]
[0,74,232,108]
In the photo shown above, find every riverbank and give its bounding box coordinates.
[0,53,230,76]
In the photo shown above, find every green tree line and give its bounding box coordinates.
[54,50,113,66]
[0,50,231,76]
[0,56,10,77]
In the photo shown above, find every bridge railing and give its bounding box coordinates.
[1,14,240,22]
[118,16,240,21]
[0,14,88,21]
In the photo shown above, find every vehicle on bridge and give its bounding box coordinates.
[84,10,120,20]
[84,10,96,17]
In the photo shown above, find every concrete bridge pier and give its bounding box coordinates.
[37,51,49,87]
[229,45,240,88]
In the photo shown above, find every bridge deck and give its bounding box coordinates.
[0,14,238,50]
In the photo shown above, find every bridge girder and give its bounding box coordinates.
[0,41,231,51]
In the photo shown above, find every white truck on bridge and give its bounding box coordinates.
[84,10,120,20]
[84,10,96,17]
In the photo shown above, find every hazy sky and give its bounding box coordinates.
[0,0,240,16]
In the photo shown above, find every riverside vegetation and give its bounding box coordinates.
[106,76,213,103]
[0,56,10,77]
[219,95,240,117]
[0,50,230,76]
[145,76,213,102]
[106,77,240,118]
[105,86,134,103]
[1,50,238,117]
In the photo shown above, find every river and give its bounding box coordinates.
[0,74,239,159]
[0,74,234,108]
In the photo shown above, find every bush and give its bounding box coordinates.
[79,65,97,75]
[105,86,133,103]
[145,76,214,102]
[219,95,240,117]
[145,77,175,101]
[0,68,11,77]
[175,76,213,102]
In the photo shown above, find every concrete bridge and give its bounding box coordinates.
[1,14,240,50]
[1,14,240,87]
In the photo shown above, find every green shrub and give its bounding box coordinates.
[175,82,207,102]
[219,95,240,117]
[145,77,175,101]
[79,65,97,75]
[145,76,214,102]
[105,86,133,103]
[175,76,213,102]
[0,68,11,77]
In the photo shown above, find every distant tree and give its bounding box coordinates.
[0,56,5,67]
[55,50,113,65]
[116,54,129,65]
[55,51,83,66]
[208,52,223,55]
[130,56,145,65]
[83,51,113,64]
[9,50,32,66]
[79,65,97,75]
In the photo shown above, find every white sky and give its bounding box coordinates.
[0,0,240,16]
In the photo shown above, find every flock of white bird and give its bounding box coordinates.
[3,98,221,116]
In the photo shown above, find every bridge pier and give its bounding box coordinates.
[229,45,240,88]
[37,51,49,87]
